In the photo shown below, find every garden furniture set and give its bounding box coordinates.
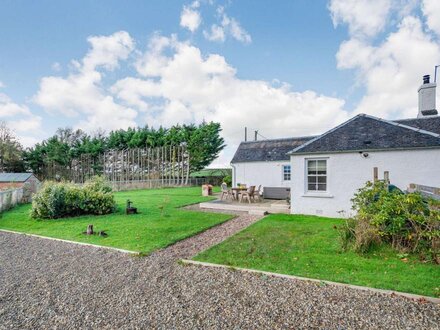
[221,183,262,203]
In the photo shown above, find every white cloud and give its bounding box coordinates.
[331,2,440,119]
[336,39,375,71]
[82,31,134,72]
[0,81,4,88]
[222,12,252,44]
[422,0,440,36]
[9,117,42,133]
[204,6,251,44]
[203,24,225,42]
[180,2,202,32]
[0,91,43,147]
[114,34,349,165]
[51,62,62,72]
[0,93,33,118]
[134,34,176,77]
[111,77,161,111]
[329,0,393,38]
[34,31,138,132]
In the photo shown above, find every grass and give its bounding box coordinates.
[0,187,232,254]
[194,214,440,297]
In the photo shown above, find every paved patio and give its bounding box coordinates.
[1,209,439,329]
[199,195,290,214]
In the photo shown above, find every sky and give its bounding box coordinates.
[0,0,440,166]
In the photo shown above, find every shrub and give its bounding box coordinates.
[223,175,232,186]
[339,181,440,262]
[83,175,112,193]
[338,216,381,253]
[31,176,115,219]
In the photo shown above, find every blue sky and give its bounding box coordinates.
[1,0,439,165]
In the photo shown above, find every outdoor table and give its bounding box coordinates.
[231,187,247,200]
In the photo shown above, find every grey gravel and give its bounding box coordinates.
[0,207,439,329]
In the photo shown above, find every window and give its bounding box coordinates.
[307,159,327,191]
[282,165,291,181]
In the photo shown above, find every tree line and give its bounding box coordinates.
[0,121,225,177]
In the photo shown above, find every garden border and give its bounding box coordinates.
[0,229,140,255]
[181,259,440,304]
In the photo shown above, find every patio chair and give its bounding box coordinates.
[253,185,263,202]
[220,183,233,201]
[239,185,256,204]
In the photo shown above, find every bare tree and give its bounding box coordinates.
[55,127,87,147]
[92,128,106,140]
[0,121,24,172]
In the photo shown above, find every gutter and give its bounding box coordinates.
[289,145,440,156]
[230,163,237,187]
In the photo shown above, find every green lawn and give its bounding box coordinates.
[0,187,232,254]
[194,214,440,297]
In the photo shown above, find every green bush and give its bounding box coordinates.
[339,181,440,263]
[31,176,115,219]
[223,175,232,186]
[83,175,112,193]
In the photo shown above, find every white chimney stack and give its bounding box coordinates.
[418,74,437,118]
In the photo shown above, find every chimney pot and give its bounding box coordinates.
[418,74,437,117]
[423,75,430,84]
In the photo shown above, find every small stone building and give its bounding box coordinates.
[0,173,41,202]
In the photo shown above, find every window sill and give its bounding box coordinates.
[301,193,334,198]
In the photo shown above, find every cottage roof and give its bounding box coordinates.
[289,114,440,155]
[231,137,315,163]
[393,116,440,135]
[0,173,34,183]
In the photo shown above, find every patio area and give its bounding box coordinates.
[199,194,290,215]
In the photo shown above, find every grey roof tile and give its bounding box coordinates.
[231,137,315,163]
[290,114,440,154]
[0,173,34,182]
[393,116,440,134]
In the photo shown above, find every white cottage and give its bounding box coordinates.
[231,74,440,217]
[231,136,313,198]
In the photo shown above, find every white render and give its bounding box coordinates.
[290,148,440,218]
[231,161,291,188]
[418,82,437,117]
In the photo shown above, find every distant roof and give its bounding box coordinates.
[393,116,440,135]
[0,173,35,183]
[191,168,232,177]
[290,114,440,155]
[231,137,315,163]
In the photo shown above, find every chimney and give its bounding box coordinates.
[418,74,438,117]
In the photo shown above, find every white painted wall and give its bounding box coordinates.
[0,188,24,212]
[290,149,440,218]
[231,161,291,188]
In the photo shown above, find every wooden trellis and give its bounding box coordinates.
[40,146,191,189]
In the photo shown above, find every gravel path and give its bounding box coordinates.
[1,208,439,329]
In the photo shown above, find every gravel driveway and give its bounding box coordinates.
[1,209,439,329]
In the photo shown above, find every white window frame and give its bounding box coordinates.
[282,164,291,181]
[306,158,327,193]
